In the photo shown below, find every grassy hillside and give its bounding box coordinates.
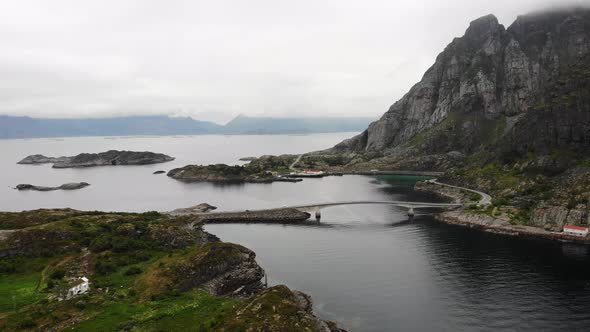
[0,210,336,331]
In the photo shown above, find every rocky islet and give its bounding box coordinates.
[18,150,174,168]
[15,182,90,191]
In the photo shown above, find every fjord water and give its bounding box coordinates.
[2,134,590,331]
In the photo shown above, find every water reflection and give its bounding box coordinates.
[209,202,590,331]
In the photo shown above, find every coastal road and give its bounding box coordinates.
[289,154,303,171]
[428,179,492,206]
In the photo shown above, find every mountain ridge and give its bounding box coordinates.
[329,7,590,163]
[0,114,374,138]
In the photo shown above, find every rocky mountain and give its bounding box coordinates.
[317,8,590,232]
[331,8,590,167]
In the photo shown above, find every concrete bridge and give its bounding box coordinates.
[287,200,464,220]
[344,170,444,177]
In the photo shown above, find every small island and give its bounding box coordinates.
[15,182,90,191]
[18,150,174,168]
[168,154,349,183]
[167,163,301,183]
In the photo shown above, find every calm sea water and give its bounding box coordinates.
[2,134,590,331]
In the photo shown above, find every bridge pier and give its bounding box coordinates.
[315,209,321,221]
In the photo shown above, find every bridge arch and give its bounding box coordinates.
[287,201,463,220]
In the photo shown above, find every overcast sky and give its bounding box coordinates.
[0,0,585,124]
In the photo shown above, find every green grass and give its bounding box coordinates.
[67,301,145,332]
[0,271,45,313]
[92,250,165,290]
[130,290,236,331]
[70,290,236,332]
[461,190,482,202]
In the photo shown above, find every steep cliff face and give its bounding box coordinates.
[332,8,590,160]
[500,54,590,157]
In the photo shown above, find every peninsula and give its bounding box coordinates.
[0,209,343,331]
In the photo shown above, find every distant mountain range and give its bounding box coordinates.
[0,115,374,138]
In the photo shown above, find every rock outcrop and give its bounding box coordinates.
[166,203,218,216]
[135,242,265,299]
[15,182,90,191]
[18,150,174,168]
[221,285,347,332]
[193,243,265,297]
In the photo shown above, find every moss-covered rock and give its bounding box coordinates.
[135,242,264,300]
[217,285,345,332]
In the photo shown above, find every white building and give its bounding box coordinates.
[64,277,90,300]
[563,225,589,237]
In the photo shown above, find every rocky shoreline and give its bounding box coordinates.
[434,210,590,244]
[416,181,590,245]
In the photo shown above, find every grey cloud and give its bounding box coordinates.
[0,0,586,123]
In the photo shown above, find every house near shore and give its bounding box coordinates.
[563,225,589,237]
